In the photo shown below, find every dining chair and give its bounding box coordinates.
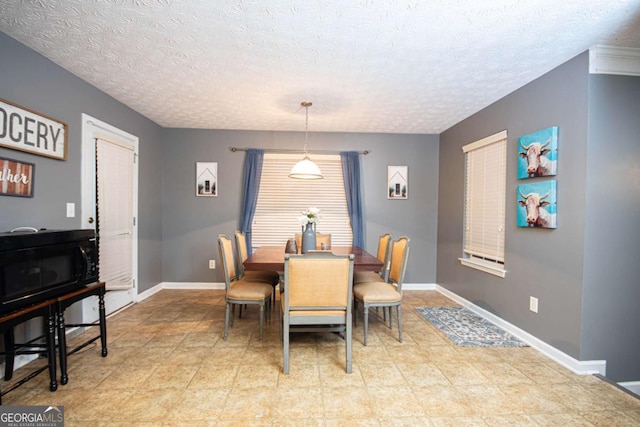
[315,233,331,250]
[353,233,391,284]
[233,230,280,306]
[295,232,331,251]
[281,251,354,374]
[353,236,410,345]
[218,234,273,341]
[294,233,302,253]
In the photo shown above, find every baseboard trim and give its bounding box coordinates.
[403,283,437,290]
[2,354,39,374]
[136,282,225,303]
[435,285,607,376]
[618,381,640,396]
[161,282,224,290]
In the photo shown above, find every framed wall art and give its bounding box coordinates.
[0,156,35,198]
[196,162,217,197]
[0,98,68,160]
[387,165,408,199]
[518,126,558,179]
[517,180,557,228]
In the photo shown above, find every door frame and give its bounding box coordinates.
[81,113,139,320]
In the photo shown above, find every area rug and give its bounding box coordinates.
[416,306,528,347]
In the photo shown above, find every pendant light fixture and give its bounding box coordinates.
[289,101,323,179]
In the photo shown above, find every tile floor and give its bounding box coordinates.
[2,289,639,426]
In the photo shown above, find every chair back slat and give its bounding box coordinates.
[376,233,391,263]
[388,237,410,290]
[217,234,238,290]
[377,233,392,279]
[233,230,249,276]
[287,255,352,308]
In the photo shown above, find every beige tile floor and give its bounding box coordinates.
[2,289,639,426]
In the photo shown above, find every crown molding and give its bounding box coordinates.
[589,45,640,76]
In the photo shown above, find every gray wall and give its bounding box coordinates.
[437,53,590,359]
[161,130,440,284]
[582,74,640,381]
[437,51,640,383]
[0,32,164,296]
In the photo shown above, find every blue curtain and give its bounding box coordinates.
[240,149,264,251]
[340,151,365,247]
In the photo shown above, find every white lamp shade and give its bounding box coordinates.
[289,156,323,179]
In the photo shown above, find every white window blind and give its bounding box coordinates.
[461,131,507,276]
[96,137,134,290]
[252,153,353,247]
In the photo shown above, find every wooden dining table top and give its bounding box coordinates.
[243,246,383,272]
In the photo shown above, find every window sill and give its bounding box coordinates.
[459,258,507,278]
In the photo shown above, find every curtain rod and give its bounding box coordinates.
[229,147,370,155]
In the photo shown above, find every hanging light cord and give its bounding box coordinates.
[228,100,370,155]
[302,101,311,155]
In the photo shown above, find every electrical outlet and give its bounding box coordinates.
[66,202,75,218]
[209,260,215,269]
[529,296,538,313]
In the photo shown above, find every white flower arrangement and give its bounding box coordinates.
[297,207,321,226]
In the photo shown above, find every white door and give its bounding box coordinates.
[81,114,138,318]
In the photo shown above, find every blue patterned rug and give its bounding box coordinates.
[416,306,528,347]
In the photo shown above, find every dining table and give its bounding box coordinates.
[243,246,383,272]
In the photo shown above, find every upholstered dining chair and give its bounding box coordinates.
[315,233,331,250]
[234,230,280,305]
[218,234,273,341]
[353,236,410,345]
[353,233,391,284]
[295,232,332,251]
[281,251,354,374]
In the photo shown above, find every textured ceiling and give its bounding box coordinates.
[1,0,640,134]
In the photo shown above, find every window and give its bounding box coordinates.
[459,130,507,277]
[252,153,353,247]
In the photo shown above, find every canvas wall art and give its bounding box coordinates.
[196,162,217,197]
[517,180,557,228]
[387,165,408,199]
[518,126,558,179]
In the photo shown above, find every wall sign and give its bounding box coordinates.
[0,98,68,160]
[0,156,35,198]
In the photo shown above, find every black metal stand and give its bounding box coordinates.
[0,282,108,403]
[0,299,58,404]
[56,282,108,385]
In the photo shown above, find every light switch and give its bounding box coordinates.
[66,202,75,218]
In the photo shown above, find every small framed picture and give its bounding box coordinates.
[387,165,408,199]
[196,162,217,197]
[0,156,35,198]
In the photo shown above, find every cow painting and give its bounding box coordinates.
[520,138,556,177]
[517,127,558,179]
[517,181,557,229]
